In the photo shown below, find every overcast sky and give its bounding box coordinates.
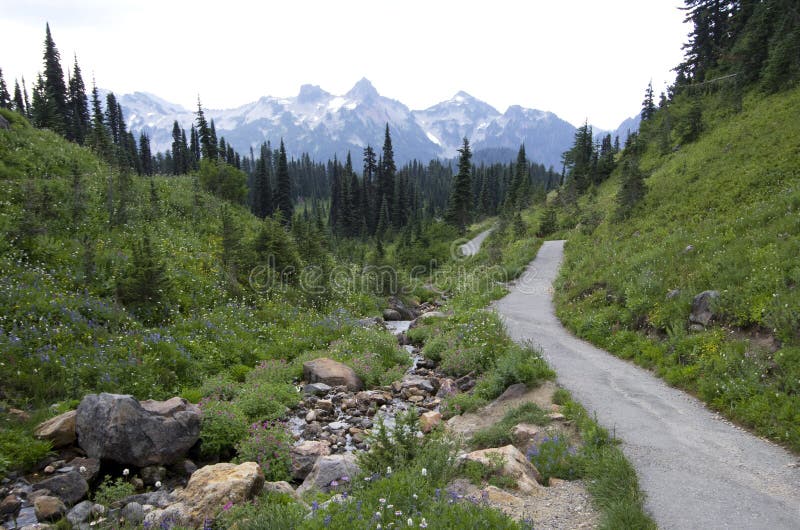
[1,0,689,130]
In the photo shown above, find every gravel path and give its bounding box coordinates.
[460,228,493,257]
[494,240,800,530]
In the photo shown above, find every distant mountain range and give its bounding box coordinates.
[115,78,638,169]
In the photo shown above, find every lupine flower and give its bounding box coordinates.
[222,501,233,511]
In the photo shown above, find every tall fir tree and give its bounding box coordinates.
[275,139,293,225]
[105,92,120,145]
[444,138,473,232]
[171,121,186,175]
[67,55,90,144]
[0,68,9,108]
[379,124,396,215]
[12,79,25,114]
[41,23,68,134]
[641,81,656,121]
[88,80,111,157]
[139,132,153,175]
[195,98,216,160]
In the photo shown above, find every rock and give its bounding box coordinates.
[68,458,100,483]
[354,317,385,329]
[140,466,167,486]
[547,412,566,421]
[666,288,681,300]
[382,308,402,321]
[43,466,55,475]
[436,378,457,397]
[511,424,540,449]
[689,290,720,326]
[8,408,29,422]
[387,296,419,320]
[455,374,476,392]
[120,490,174,509]
[0,115,10,130]
[0,494,21,521]
[297,454,360,495]
[76,393,201,467]
[495,383,528,402]
[33,496,66,523]
[32,471,88,506]
[120,502,144,524]
[305,410,317,423]
[302,358,363,392]
[420,411,442,433]
[401,376,436,394]
[145,462,264,529]
[316,399,334,411]
[33,411,77,448]
[462,445,543,492]
[327,421,348,431]
[170,459,197,478]
[66,500,94,526]
[290,441,331,481]
[303,383,332,396]
[548,477,567,487]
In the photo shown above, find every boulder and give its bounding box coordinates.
[303,383,332,396]
[66,500,94,527]
[462,445,543,493]
[387,296,419,320]
[495,383,528,402]
[34,410,77,448]
[382,308,403,321]
[32,471,88,506]
[302,358,363,392]
[0,494,21,521]
[69,457,100,483]
[33,496,66,523]
[144,462,264,529]
[689,290,720,326]
[75,394,201,467]
[400,376,436,394]
[436,378,457,397]
[120,502,145,525]
[140,466,167,486]
[420,411,442,433]
[290,440,331,480]
[511,423,540,449]
[297,454,360,495]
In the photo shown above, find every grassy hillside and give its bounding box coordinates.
[554,87,800,451]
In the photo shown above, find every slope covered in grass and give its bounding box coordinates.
[554,87,800,450]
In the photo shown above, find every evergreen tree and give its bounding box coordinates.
[148,177,159,219]
[31,73,58,129]
[641,81,656,121]
[41,23,68,134]
[0,68,9,108]
[537,203,558,237]
[220,204,241,273]
[275,139,293,224]
[139,132,153,175]
[21,77,31,119]
[506,144,530,207]
[88,80,111,157]
[596,133,616,181]
[105,93,120,145]
[171,121,186,175]
[444,137,473,232]
[189,125,201,164]
[12,79,26,114]
[379,124,396,214]
[562,122,596,194]
[196,98,216,160]
[66,55,90,144]
[615,133,647,219]
[116,231,172,324]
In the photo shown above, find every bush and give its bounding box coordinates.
[198,399,249,458]
[0,428,52,478]
[469,403,549,449]
[93,475,136,507]
[358,409,425,476]
[235,421,292,482]
[234,382,298,422]
[527,434,584,483]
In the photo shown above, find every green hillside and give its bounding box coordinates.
[554,86,800,450]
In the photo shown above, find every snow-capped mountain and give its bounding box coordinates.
[118,79,637,168]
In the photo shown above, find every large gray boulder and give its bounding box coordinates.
[297,453,360,495]
[302,358,363,391]
[32,471,88,506]
[689,290,720,326]
[76,394,201,467]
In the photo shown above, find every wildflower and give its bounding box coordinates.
[222,501,233,511]
[374,512,382,520]
[330,479,339,487]
[420,467,427,477]
[407,518,413,526]
[395,510,402,516]
[324,515,332,526]
[79,466,87,473]
[155,481,162,488]
[419,518,428,528]
[122,468,130,477]
[412,493,418,500]
[379,498,386,505]
[386,466,392,475]
[312,500,319,513]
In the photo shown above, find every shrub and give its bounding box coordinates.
[198,399,248,458]
[358,409,425,476]
[0,428,52,477]
[235,421,292,482]
[234,382,298,422]
[93,475,136,507]
[527,434,584,483]
[440,392,488,419]
[469,403,549,449]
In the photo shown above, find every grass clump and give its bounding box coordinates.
[469,403,549,450]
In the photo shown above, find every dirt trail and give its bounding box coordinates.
[494,240,800,529]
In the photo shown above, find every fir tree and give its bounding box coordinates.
[641,81,656,121]
[220,204,241,282]
[0,68,9,108]
[12,79,26,114]
[615,133,647,219]
[196,98,216,160]
[139,132,153,175]
[444,137,473,232]
[88,80,111,157]
[105,93,120,145]
[41,23,68,134]
[31,73,58,129]
[66,55,90,144]
[379,124,396,214]
[275,139,292,224]
[171,121,186,175]
[116,231,172,324]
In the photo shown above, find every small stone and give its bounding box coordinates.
[66,500,94,526]
[69,458,100,483]
[120,502,145,524]
[305,410,317,423]
[408,395,425,403]
[33,496,67,522]
[8,408,31,422]
[548,477,567,487]
[131,477,144,491]
[0,494,21,520]
[33,471,88,506]
[43,466,55,475]
[547,412,566,421]
[316,399,334,411]
[34,411,77,448]
[419,411,442,434]
[327,421,348,431]
[303,383,332,396]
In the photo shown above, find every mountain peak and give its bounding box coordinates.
[297,84,331,104]
[346,77,379,100]
[452,90,475,103]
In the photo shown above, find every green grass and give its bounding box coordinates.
[469,402,550,449]
[555,87,800,451]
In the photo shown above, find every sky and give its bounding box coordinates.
[0,0,689,130]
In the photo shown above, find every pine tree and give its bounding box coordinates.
[66,55,90,144]
[31,73,58,129]
[148,178,159,219]
[615,133,647,219]
[116,231,172,324]
[22,77,31,119]
[196,98,216,160]
[444,137,473,232]
[105,93,120,145]
[41,23,68,134]
[379,124,396,214]
[88,80,111,157]
[0,68,9,108]
[12,79,25,114]
[171,121,186,175]
[139,132,153,175]
[641,81,656,121]
[275,139,292,224]
[220,204,241,276]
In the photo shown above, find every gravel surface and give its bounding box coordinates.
[494,240,800,530]
[460,228,493,257]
